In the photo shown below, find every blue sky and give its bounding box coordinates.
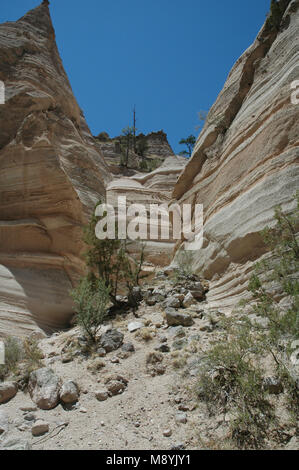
[1,0,271,154]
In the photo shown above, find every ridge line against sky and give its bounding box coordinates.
[0,0,271,154]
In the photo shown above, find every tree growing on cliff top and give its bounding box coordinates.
[179,135,196,158]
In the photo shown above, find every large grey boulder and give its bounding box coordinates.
[99,329,124,352]
[28,367,61,410]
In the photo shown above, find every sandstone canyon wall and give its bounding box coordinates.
[173,0,299,311]
[0,3,111,336]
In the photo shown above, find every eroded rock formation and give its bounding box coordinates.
[173,0,299,311]
[96,130,175,175]
[0,3,111,336]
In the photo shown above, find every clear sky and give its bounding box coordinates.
[1,0,271,154]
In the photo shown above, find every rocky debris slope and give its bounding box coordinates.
[0,271,297,450]
[0,3,111,336]
[173,0,299,312]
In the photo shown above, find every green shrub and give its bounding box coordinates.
[0,336,22,380]
[71,276,110,343]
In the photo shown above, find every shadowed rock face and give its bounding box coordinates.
[0,3,111,336]
[173,0,299,311]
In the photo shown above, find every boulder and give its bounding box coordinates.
[0,382,18,404]
[28,368,61,410]
[59,380,79,404]
[99,329,124,352]
[165,310,194,327]
[182,292,196,308]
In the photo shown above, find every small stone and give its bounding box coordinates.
[165,296,181,309]
[163,429,172,437]
[32,420,49,437]
[79,407,87,413]
[97,348,106,357]
[19,406,37,412]
[128,321,144,333]
[24,413,36,422]
[175,412,187,424]
[155,343,170,353]
[107,380,126,396]
[121,342,135,353]
[111,357,120,364]
[171,443,185,450]
[95,390,109,401]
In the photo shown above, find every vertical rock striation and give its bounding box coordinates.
[0,3,111,336]
[173,0,299,311]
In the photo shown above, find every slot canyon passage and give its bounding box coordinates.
[0,0,298,451]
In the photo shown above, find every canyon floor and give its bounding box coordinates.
[0,273,298,451]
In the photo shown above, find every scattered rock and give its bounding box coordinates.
[168,325,186,338]
[99,329,124,352]
[182,292,196,308]
[155,343,170,353]
[128,321,144,333]
[107,380,126,396]
[121,342,135,353]
[87,358,106,373]
[172,338,188,350]
[0,382,18,404]
[97,348,106,357]
[175,412,187,424]
[165,296,181,309]
[188,281,205,300]
[95,390,109,401]
[32,420,49,437]
[199,321,213,332]
[165,310,194,327]
[19,406,38,412]
[28,368,61,410]
[171,443,185,450]
[111,357,120,364]
[60,380,79,404]
[163,429,172,437]
[24,413,36,422]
